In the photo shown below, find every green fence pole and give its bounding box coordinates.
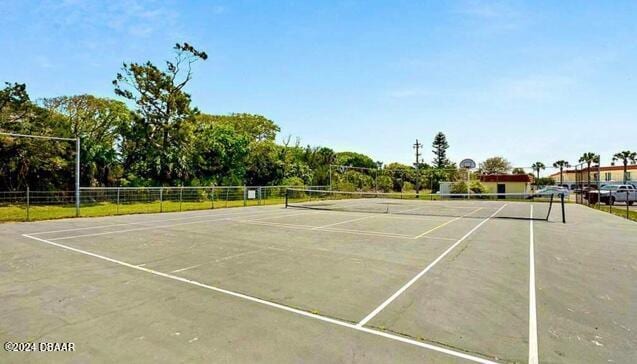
[211,186,215,209]
[160,187,164,213]
[26,187,30,222]
[243,186,247,207]
[116,187,120,215]
[179,186,183,212]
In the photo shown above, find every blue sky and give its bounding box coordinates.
[1,0,636,169]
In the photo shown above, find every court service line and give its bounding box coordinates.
[27,207,287,235]
[311,214,380,230]
[21,233,497,364]
[236,219,413,239]
[412,208,483,239]
[170,264,201,273]
[528,205,539,364]
[356,204,508,327]
[48,210,295,241]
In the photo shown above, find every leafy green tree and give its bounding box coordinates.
[0,82,31,123]
[244,141,284,186]
[189,122,249,186]
[335,151,376,169]
[113,43,207,185]
[612,151,637,183]
[479,156,512,174]
[376,175,393,192]
[432,132,450,168]
[512,167,526,175]
[578,152,599,187]
[43,95,130,186]
[201,113,279,142]
[1,83,73,190]
[303,146,335,185]
[552,160,571,185]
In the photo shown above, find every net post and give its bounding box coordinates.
[560,193,566,223]
[26,186,30,222]
[211,185,215,209]
[285,189,289,208]
[160,187,164,213]
[116,187,120,215]
[179,186,183,212]
[75,137,80,217]
[243,186,247,207]
[627,191,630,220]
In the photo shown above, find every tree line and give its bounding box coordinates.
[0,43,455,191]
[6,43,629,192]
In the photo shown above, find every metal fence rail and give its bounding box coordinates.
[0,185,328,222]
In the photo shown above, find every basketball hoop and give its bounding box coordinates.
[460,158,476,169]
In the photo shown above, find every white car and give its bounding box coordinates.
[535,186,570,198]
[589,184,637,205]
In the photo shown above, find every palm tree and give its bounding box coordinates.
[531,162,545,180]
[612,150,637,183]
[552,160,570,185]
[578,152,600,188]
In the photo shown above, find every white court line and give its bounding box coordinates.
[214,246,283,263]
[311,214,380,230]
[247,210,323,221]
[170,264,201,273]
[356,204,508,327]
[49,210,292,241]
[21,233,497,364]
[27,207,285,235]
[528,205,539,364]
[171,247,283,273]
[236,219,413,239]
[412,208,483,239]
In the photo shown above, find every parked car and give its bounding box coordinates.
[534,186,570,198]
[587,184,637,205]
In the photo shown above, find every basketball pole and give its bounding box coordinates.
[0,132,80,216]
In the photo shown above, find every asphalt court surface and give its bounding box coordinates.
[1,202,635,363]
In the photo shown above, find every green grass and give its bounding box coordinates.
[591,203,637,222]
[0,196,289,223]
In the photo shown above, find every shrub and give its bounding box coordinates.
[376,175,393,192]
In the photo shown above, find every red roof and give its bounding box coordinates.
[479,174,532,183]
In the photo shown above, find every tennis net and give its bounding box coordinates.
[285,189,566,222]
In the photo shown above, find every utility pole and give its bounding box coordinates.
[413,139,422,196]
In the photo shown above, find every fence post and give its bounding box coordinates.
[116,187,120,215]
[179,186,183,212]
[160,187,164,213]
[211,186,215,209]
[285,188,289,208]
[26,187,30,222]
[627,190,630,220]
[243,186,247,207]
[259,186,262,205]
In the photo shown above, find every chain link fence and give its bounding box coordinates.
[573,161,636,221]
[0,185,328,222]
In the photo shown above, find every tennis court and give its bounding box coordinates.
[1,191,635,363]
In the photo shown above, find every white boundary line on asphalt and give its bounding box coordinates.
[20,233,498,364]
[27,207,285,235]
[528,205,539,364]
[412,207,483,239]
[356,204,508,327]
[234,219,413,239]
[311,214,380,230]
[46,210,296,241]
